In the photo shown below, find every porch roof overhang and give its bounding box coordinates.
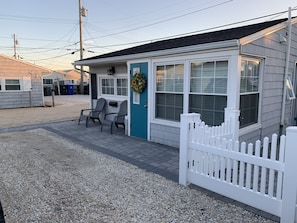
[73,39,240,67]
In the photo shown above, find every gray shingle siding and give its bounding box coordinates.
[240,24,297,143]
[150,123,180,148]
[0,77,43,109]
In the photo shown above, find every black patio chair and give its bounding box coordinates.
[101,100,127,134]
[78,98,106,127]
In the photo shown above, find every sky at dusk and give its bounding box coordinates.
[0,0,296,70]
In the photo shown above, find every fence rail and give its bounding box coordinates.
[179,113,297,223]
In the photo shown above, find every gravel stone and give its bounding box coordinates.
[0,129,276,222]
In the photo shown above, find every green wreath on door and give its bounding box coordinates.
[131,73,146,93]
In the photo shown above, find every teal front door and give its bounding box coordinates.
[130,62,148,139]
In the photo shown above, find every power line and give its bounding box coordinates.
[84,0,233,41]
[85,8,297,50]
[0,14,76,24]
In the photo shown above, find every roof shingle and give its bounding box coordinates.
[81,18,288,61]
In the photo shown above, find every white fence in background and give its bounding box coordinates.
[179,113,297,223]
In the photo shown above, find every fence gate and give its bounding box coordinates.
[179,113,297,223]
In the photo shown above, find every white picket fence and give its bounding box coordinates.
[179,113,297,223]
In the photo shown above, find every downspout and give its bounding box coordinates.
[280,7,292,134]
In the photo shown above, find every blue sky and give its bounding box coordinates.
[0,0,296,70]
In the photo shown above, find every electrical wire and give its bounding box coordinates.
[2,3,295,69]
[85,8,297,49]
[0,14,76,24]
[84,0,233,41]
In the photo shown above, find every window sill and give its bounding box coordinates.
[151,118,180,128]
[239,123,261,136]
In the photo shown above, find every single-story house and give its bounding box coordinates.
[74,16,297,148]
[0,54,52,109]
[43,70,89,95]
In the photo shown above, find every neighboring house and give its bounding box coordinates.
[43,69,88,95]
[61,69,88,85]
[74,17,297,148]
[0,54,52,109]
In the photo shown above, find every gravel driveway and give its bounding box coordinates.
[0,128,274,222]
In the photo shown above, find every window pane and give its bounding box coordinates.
[117,78,128,96]
[156,64,184,93]
[240,60,260,93]
[5,79,20,91]
[203,62,214,77]
[191,62,202,77]
[174,64,184,92]
[156,66,165,91]
[102,78,114,95]
[189,94,227,126]
[190,60,228,94]
[155,93,183,121]
[202,78,213,93]
[240,94,259,128]
[240,59,260,128]
[6,85,20,90]
[216,61,228,77]
[155,64,184,122]
[214,78,227,94]
[6,79,19,85]
[190,78,201,92]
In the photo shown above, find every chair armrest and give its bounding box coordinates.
[80,108,94,115]
[104,112,117,117]
[115,114,126,118]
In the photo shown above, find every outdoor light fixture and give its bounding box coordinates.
[107,66,115,75]
[279,34,287,43]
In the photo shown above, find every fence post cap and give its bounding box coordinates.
[286,126,297,133]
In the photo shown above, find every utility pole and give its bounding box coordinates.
[13,34,18,59]
[79,0,86,94]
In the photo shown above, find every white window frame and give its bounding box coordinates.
[189,60,228,126]
[116,78,128,96]
[151,51,238,127]
[154,63,185,122]
[239,57,262,129]
[101,77,115,96]
[5,79,21,91]
[100,76,128,98]
[0,77,32,92]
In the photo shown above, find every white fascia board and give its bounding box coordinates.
[240,17,297,45]
[74,39,239,66]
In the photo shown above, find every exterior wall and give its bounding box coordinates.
[0,55,50,109]
[0,75,43,109]
[239,128,261,143]
[89,63,128,121]
[86,22,297,148]
[90,64,127,76]
[240,23,297,142]
[150,123,180,148]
